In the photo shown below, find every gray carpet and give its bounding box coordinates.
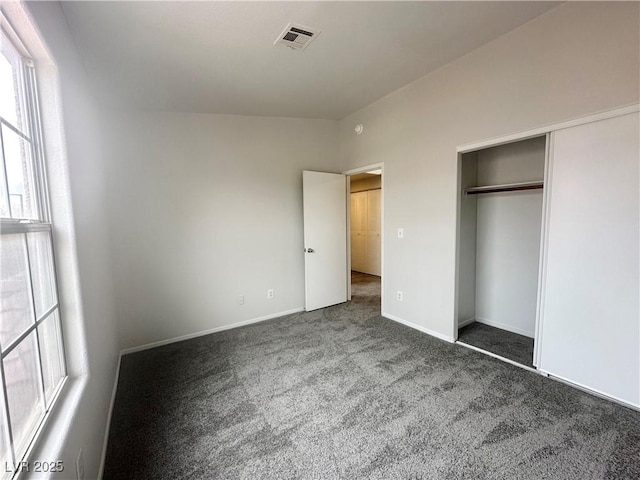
[458,322,534,367]
[104,274,640,480]
[351,271,381,301]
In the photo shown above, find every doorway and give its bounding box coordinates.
[346,166,383,316]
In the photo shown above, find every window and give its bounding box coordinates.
[0,26,67,478]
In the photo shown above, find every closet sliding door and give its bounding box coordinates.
[538,112,639,407]
[350,189,381,276]
[350,192,368,273]
[366,189,381,276]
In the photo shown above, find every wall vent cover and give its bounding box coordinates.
[274,23,321,51]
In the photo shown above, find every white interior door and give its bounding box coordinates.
[303,171,347,311]
[538,112,639,406]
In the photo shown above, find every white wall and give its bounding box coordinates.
[474,138,545,337]
[104,112,339,350]
[339,2,640,340]
[15,2,120,479]
[476,137,545,186]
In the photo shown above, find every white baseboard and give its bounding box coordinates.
[457,317,475,329]
[98,353,122,480]
[382,312,455,343]
[120,307,305,356]
[475,316,534,338]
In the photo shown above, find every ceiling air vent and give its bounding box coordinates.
[274,23,321,51]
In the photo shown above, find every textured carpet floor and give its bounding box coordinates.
[458,322,534,367]
[104,274,640,479]
[350,271,381,302]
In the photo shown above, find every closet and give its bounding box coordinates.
[455,109,639,408]
[350,180,381,276]
[456,136,546,367]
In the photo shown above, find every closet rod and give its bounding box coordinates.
[465,181,543,195]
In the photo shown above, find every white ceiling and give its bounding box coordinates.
[59,1,560,120]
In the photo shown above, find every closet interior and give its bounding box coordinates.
[350,173,381,277]
[456,135,546,368]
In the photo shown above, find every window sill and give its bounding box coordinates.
[14,374,88,480]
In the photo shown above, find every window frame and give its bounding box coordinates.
[0,19,68,477]
[0,27,49,223]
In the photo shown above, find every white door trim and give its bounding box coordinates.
[343,163,384,313]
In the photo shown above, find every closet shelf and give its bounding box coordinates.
[465,181,543,195]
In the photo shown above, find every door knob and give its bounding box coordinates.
[306,248,315,253]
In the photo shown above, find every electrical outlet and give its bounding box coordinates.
[238,295,245,305]
[267,289,274,299]
[76,449,84,480]
[397,291,403,302]
[397,228,404,239]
